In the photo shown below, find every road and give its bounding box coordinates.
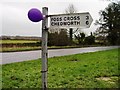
[1,46,119,65]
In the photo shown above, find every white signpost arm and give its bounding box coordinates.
[41,7,48,89]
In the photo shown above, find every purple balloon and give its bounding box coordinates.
[28,8,43,22]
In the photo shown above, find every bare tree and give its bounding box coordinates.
[65,4,77,14]
[65,4,79,44]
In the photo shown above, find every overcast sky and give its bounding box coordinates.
[1,0,117,37]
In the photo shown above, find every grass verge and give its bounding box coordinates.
[2,48,119,88]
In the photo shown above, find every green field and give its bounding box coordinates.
[2,48,119,88]
[1,39,103,52]
[2,47,41,52]
[1,45,88,52]
[1,39,41,52]
[0,40,39,44]
[1,40,84,52]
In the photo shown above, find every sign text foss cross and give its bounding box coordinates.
[50,12,93,28]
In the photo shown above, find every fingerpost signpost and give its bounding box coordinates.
[28,7,93,89]
[50,12,93,28]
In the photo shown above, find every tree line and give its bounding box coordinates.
[48,30,95,46]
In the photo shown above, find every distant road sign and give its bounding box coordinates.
[50,12,93,28]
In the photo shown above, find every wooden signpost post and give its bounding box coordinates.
[41,7,48,89]
[28,7,93,89]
